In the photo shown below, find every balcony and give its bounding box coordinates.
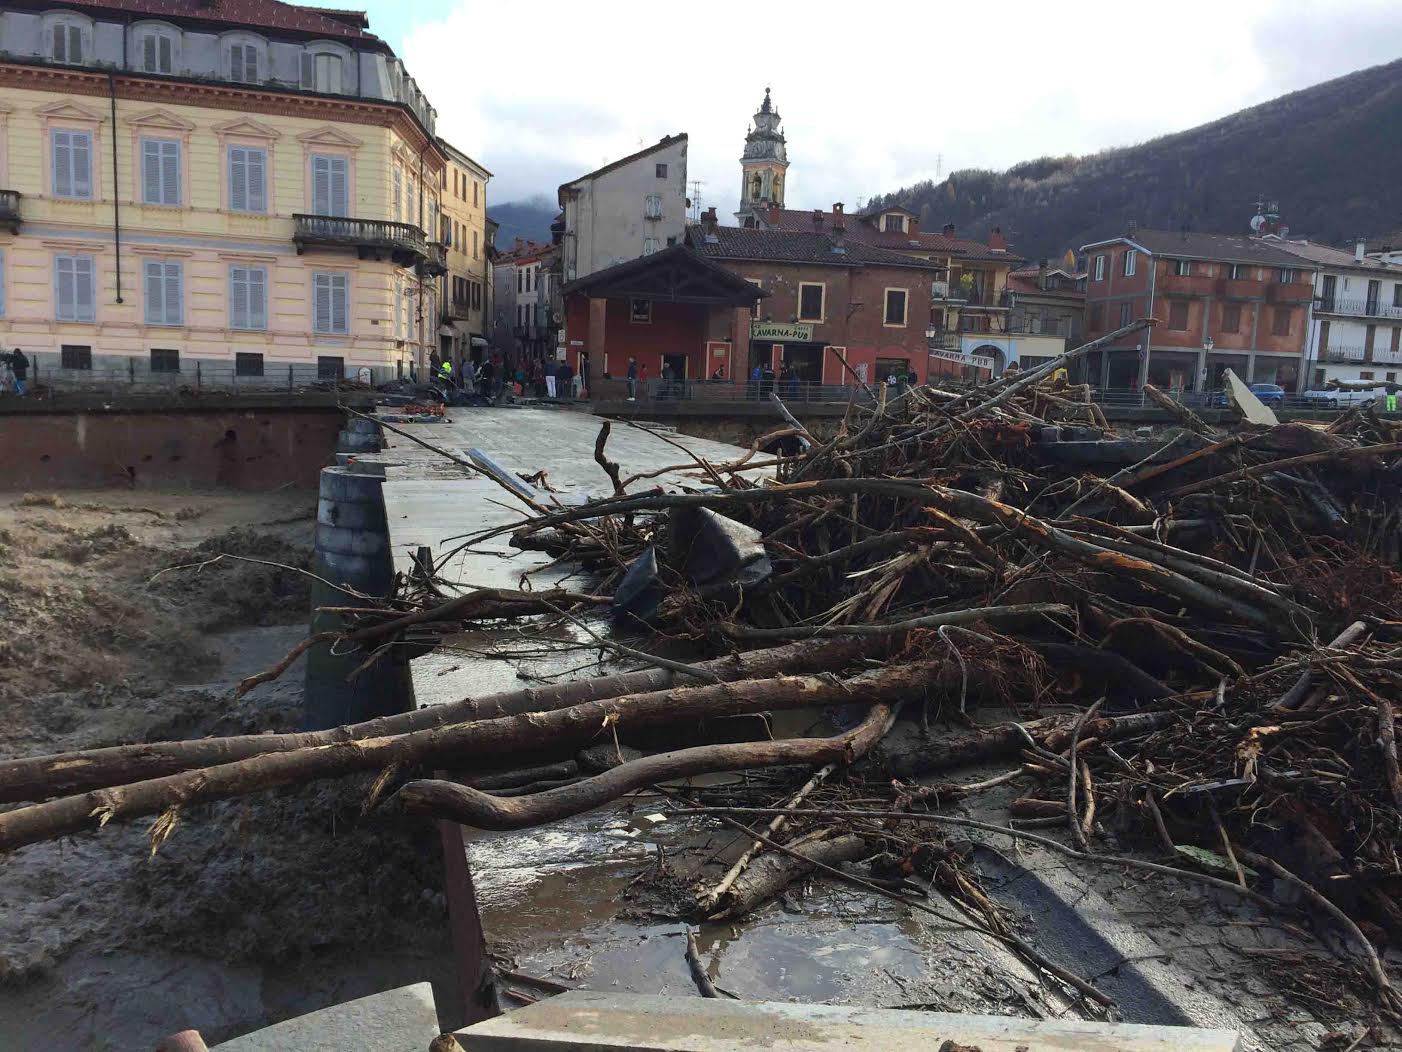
[418,240,448,277]
[1158,273,1217,297]
[1322,344,1366,362]
[1372,346,1402,365]
[959,288,1012,310]
[0,189,19,233]
[1316,296,1402,320]
[443,297,473,322]
[1266,282,1313,305]
[292,214,429,268]
[931,280,950,300]
[1221,277,1267,300]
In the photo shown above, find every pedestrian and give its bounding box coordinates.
[761,361,775,401]
[544,356,558,399]
[659,361,672,400]
[557,361,572,399]
[626,357,638,400]
[437,357,453,388]
[531,360,546,399]
[750,362,762,400]
[10,348,29,397]
[639,362,649,396]
[711,364,725,382]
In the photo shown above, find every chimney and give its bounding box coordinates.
[1038,258,1048,290]
[812,209,824,229]
[701,206,718,234]
[831,203,845,232]
[1356,239,1367,262]
[909,216,920,234]
[943,223,956,238]
[988,226,1007,252]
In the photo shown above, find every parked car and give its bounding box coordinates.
[1213,383,1286,408]
[1299,386,1387,408]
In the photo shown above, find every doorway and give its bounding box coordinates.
[661,353,688,399]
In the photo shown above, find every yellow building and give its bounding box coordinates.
[437,139,491,370]
[0,0,458,384]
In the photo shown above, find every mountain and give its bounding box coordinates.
[867,59,1402,264]
[488,196,557,249]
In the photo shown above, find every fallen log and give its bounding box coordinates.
[395,703,894,832]
[0,636,879,804]
[708,833,872,920]
[0,664,939,853]
[876,711,1174,780]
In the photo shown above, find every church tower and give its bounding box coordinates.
[735,87,789,227]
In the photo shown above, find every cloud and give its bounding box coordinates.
[400,0,1396,210]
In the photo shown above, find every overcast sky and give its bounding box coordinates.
[323,0,1402,214]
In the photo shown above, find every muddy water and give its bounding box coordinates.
[459,767,1043,1015]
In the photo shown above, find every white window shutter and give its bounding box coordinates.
[73,132,91,198]
[167,264,182,324]
[53,132,71,196]
[143,35,156,72]
[69,25,82,62]
[312,156,329,215]
[161,141,180,204]
[393,168,401,222]
[247,149,266,212]
[250,268,267,328]
[334,275,348,332]
[314,275,328,332]
[159,35,172,73]
[230,267,248,328]
[300,52,315,89]
[229,148,247,211]
[230,44,243,82]
[56,257,74,319]
[142,140,161,203]
[76,257,94,322]
[145,261,161,323]
[330,157,348,216]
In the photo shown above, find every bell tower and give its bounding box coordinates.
[735,86,789,227]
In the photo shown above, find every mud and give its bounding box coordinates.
[0,491,455,1050]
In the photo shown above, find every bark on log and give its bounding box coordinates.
[0,637,878,804]
[395,704,894,832]
[876,711,1173,780]
[710,834,872,921]
[0,664,939,853]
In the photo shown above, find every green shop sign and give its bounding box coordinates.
[750,321,815,342]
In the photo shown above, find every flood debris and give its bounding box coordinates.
[4,324,1402,1038]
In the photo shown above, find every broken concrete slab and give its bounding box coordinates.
[1223,369,1279,426]
[454,991,1243,1051]
[213,983,439,1052]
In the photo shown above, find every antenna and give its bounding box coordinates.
[936,152,943,180]
[689,179,705,222]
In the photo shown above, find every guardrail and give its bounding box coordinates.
[1317,297,1402,320]
[11,354,400,396]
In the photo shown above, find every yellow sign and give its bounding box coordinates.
[751,321,814,341]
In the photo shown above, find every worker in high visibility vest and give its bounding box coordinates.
[437,359,454,385]
[1387,391,1398,414]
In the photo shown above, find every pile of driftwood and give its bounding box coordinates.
[4,320,1402,1029]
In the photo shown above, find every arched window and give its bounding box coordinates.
[751,173,761,201]
[301,42,354,94]
[772,175,782,204]
[43,11,93,65]
[222,32,268,84]
[133,22,180,74]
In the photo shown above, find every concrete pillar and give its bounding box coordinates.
[588,297,608,374]
[732,305,752,385]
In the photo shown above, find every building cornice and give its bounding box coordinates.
[0,61,445,166]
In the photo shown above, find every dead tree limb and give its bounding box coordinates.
[0,637,879,804]
[395,703,895,832]
[0,665,939,852]
[593,421,626,495]
[1165,442,1402,499]
[710,833,872,921]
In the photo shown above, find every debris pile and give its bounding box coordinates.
[3,326,1402,1034]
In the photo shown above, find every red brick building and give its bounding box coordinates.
[1081,229,1317,392]
[686,211,944,385]
[559,245,767,384]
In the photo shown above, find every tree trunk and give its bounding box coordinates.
[710,834,872,920]
[395,704,893,832]
[0,637,877,804]
[0,663,939,853]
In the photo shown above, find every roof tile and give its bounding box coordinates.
[686,224,943,271]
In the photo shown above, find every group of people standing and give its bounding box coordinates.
[428,350,589,403]
[1,347,29,396]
